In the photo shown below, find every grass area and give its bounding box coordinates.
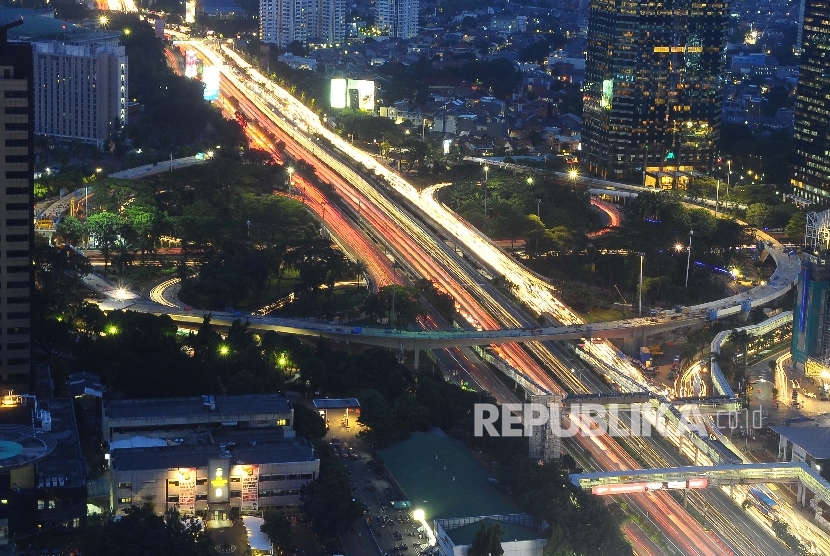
[378,431,519,520]
[577,306,628,324]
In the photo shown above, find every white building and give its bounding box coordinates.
[260,0,345,47]
[376,0,419,39]
[32,37,127,147]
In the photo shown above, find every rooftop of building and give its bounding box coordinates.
[770,426,830,459]
[0,9,120,43]
[104,394,292,421]
[445,519,543,545]
[36,397,86,488]
[377,430,518,521]
[312,398,360,410]
[112,437,316,471]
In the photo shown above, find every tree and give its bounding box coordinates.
[82,506,213,556]
[261,510,293,552]
[745,203,773,229]
[785,212,806,245]
[56,215,86,247]
[87,211,126,268]
[468,522,505,556]
[294,403,328,439]
[301,442,363,538]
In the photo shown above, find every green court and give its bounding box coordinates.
[378,431,519,520]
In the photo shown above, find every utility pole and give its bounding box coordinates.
[639,253,644,317]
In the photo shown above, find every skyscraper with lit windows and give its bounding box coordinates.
[791,0,830,202]
[582,0,728,187]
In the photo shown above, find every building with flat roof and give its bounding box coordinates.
[0,365,86,544]
[110,431,319,521]
[32,35,127,147]
[102,394,294,443]
[768,426,830,473]
[435,516,547,556]
[105,394,315,524]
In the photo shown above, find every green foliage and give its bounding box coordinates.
[87,211,126,268]
[261,510,293,551]
[294,404,328,439]
[469,522,505,556]
[56,215,86,246]
[82,506,213,556]
[786,212,806,244]
[719,124,792,184]
[301,441,364,539]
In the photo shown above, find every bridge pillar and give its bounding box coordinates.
[797,482,805,506]
[622,328,648,354]
[414,349,419,370]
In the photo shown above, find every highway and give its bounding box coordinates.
[171,39,754,554]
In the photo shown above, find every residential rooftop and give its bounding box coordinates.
[104,394,292,421]
[770,426,830,459]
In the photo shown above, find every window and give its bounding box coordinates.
[300,473,313,480]
[72,518,80,528]
[6,254,28,261]
[4,139,27,147]
[168,480,179,486]
[4,123,26,131]
[230,477,241,483]
[8,327,29,335]
[5,204,28,212]
[118,482,132,489]
[5,155,27,163]
[5,188,26,196]
[196,493,207,500]
[7,358,29,365]
[7,297,28,304]
[118,497,132,504]
[287,474,300,480]
[4,91,26,98]
[6,234,28,242]
[230,490,241,498]
[48,500,55,509]
[273,474,286,481]
[4,172,28,180]
[196,478,207,485]
[37,500,45,510]
[6,219,28,226]
[7,343,29,350]
[167,496,179,503]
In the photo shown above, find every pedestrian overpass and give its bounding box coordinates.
[571,462,830,511]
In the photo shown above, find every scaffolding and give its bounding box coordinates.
[805,209,830,252]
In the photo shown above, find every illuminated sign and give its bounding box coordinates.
[592,483,647,495]
[443,139,452,155]
[330,79,347,109]
[330,78,375,111]
[203,66,220,101]
[234,465,259,511]
[666,481,686,489]
[208,459,229,503]
[185,0,196,23]
[687,478,708,489]
[185,50,198,78]
[178,468,196,512]
[646,482,664,491]
[354,79,375,111]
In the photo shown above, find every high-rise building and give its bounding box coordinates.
[32,35,127,147]
[376,0,419,39]
[791,0,830,202]
[582,0,728,187]
[0,17,34,392]
[260,0,345,47]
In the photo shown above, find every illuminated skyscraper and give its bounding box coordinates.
[582,0,728,187]
[791,0,830,202]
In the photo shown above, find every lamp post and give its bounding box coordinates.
[390,263,399,328]
[483,165,489,218]
[638,252,644,317]
[716,179,720,218]
[685,230,693,288]
[726,159,731,199]
[286,166,294,192]
[536,198,541,217]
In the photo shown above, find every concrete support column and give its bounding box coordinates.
[797,482,805,506]
[413,349,419,370]
[622,328,648,354]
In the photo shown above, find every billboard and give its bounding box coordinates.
[185,50,198,78]
[185,0,196,23]
[203,66,220,101]
[177,468,196,513]
[234,465,259,511]
[354,79,375,111]
[330,78,347,109]
[330,78,375,111]
[208,458,230,503]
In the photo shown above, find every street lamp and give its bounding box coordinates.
[726,159,731,199]
[527,176,534,185]
[483,164,489,182]
[219,345,229,356]
[568,169,578,182]
[685,230,693,288]
[286,166,294,192]
[715,179,720,218]
[106,324,118,336]
[638,253,644,317]
[482,166,489,218]
[536,198,541,216]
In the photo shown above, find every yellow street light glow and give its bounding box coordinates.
[674,243,684,252]
[287,166,294,175]
[99,15,108,25]
[96,167,103,173]
[124,28,131,35]
[527,176,534,185]
[412,509,425,521]
[206,150,214,159]
[107,325,118,335]
[568,169,578,179]
[219,345,229,355]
